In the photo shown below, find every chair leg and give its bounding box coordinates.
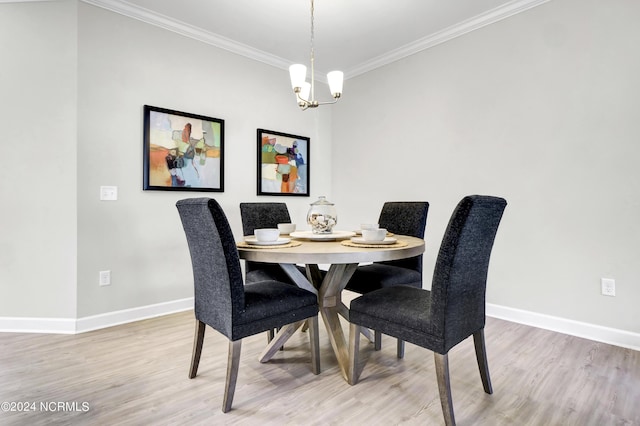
[189,320,206,379]
[397,339,405,359]
[307,316,321,375]
[374,330,382,351]
[473,329,493,394]
[434,352,456,426]
[348,323,361,385]
[222,339,242,413]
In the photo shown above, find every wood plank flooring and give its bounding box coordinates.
[1,305,638,425]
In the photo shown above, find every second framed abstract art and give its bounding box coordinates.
[257,129,309,196]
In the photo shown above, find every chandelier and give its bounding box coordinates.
[289,0,343,110]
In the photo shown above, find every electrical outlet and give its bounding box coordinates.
[601,278,615,296]
[99,270,111,286]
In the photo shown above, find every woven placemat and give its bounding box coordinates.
[237,240,302,249]
[340,240,408,249]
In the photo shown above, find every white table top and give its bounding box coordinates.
[237,234,425,265]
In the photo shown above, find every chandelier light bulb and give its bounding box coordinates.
[327,71,344,98]
[289,64,307,90]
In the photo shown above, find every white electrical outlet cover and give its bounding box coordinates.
[601,278,615,296]
[99,270,111,286]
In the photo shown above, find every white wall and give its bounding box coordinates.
[0,1,78,319]
[75,3,332,317]
[332,0,640,334]
[0,0,332,323]
[2,0,638,343]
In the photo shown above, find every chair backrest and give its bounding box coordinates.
[429,195,507,352]
[378,201,429,272]
[177,198,245,339]
[240,202,292,274]
[239,202,291,236]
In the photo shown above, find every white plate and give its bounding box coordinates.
[350,237,397,245]
[244,237,291,246]
[290,230,356,241]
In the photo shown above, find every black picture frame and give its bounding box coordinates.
[257,128,310,196]
[143,105,224,192]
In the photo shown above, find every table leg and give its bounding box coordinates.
[277,261,359,382]
[258,321,304,363]
[317,263,358,381]
[359,327,375,342]
[305,264,324,290]
[279,263,318,295]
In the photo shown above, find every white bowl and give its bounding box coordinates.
[362,228,387,242]
[360,223,379,231]
[277,223,296,234]
[254,228,280,242]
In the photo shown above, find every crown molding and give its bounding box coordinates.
[345,0,551,78]
[81,0,549,80]
[80,0,291,70]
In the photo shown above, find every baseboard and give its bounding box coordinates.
[0,317,77,334]
[3,299,638,350]
[487,303,640,352]
[0,298,194,334]
[75,298,194,333]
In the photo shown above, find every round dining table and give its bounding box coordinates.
[237,232,425,382]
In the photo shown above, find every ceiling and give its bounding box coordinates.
[82,0,549,79]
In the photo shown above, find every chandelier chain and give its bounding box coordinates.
[310,0,315,101]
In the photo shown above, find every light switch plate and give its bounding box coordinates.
[100,186,118,201]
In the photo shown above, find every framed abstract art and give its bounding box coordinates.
[143,105,224,191]
[257,128,309,196]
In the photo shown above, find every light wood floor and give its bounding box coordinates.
[1,303,639,425]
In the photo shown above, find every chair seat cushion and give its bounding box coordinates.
[345,263,422,294]
[232,280,318,340]
[349,285,447,353]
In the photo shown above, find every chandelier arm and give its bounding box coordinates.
[315,99,339,106]
[295,92,310,108]
[294,89,336,109]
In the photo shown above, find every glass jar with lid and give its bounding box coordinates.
[307,196,337,234]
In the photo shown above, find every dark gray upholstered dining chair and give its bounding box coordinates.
[345,201,429,357]
[239,202,295,284]
[348,195,507,426]
[240,202,308,343]
[177,198,320,413]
